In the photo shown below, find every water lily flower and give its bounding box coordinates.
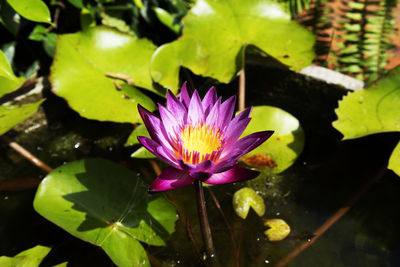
[138,83,273,192]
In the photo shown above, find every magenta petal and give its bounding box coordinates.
[166,90,187,122]
[137,136,178,168]
[149,167,196,192]
[205,97,221,127]
[217,95,236,130]
[187,90,205,126]
[203,165,260,185]
[180,82,192,108]
[224,131,274,159]
[202,86,217,114]
[224,117,251,147]
[138,104,173,151]
[159,104,182,136]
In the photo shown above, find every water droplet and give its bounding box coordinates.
[177,260,181,264]
[257,237,261,242]
[4,196,8,200]
[265,259,270,264]
[74,142,81,149]
[210,253,215,258]
[276,212,280,216]
[307,238,312,242]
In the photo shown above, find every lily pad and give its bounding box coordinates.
[0,100,44,135]
[6,0,51,24]
[388,142,400,176]
[333,66,400,176]
[33,158,177,267]
[0,49,25,97]
[240,105,304,173]
[264,218,290,241]
[150,0,315,90]
[50,26,158,124]
[0,245,51,267]
[232,187,265,219]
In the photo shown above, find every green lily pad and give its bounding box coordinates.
[264,218,290,241]
[150,0,315,90]
[388,142,400,176]
[333,66,400,176]
[6,0,51,24]
[50,26,158,124]
[0,245,51,267]
[0,49,25,97]
[232,187,265,219]
[33,158,177,267]
[240,105,304,173]
[125,124,150,147]
[0,100,44,135]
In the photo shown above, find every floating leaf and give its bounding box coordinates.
[50,26,158,123]
[333,67,400,139]
[150,0,315,90]
[240,106,304,173]
[125,124,150,147]
[232,187,265,219]
[131,146,157,159]
[388,142,400,176]
[0,49,25,97]
[6,0,51,24]
[0,100,44,135]
[264,218,290,241]
[33,158,177,267]
[333,67,400,176]
[0,245,51,267]
[153,7,181,34]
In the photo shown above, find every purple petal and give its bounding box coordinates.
[187,90,205,126]
[221,131,274,159]
[166,90,187,123]
[223,118,251,148]
[203,165,260,185]
[149,167,196,192]
[137,136,178,168]
[205,97,221,127]
[138,105,173,151]
[202,86,217,114]
[159,104,182,137]
[180,82,192,108]
[178,159,215,172]
[217,95,236,130]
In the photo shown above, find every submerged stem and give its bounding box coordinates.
[194,180,215,258]
[0,135,53,173]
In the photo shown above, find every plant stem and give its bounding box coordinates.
[194,180,215,258]
[0,135,53,173]
[275,163,387,267]
[238,68,246,111]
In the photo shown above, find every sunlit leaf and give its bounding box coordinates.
[0,49,25,97]
[0,100,44,136]
[232,187,265,219]
[152,7,181,34]
[131,146,157,159]
[333,67,400,139]
[125,124,150,147]
[333,67,400,176]
[34,158,177,267]
[388,141,400,176]
[50,26,158,123]
[150,0,315,90]
[0,245,51,267]
[264,218,290,241]
[240,106,304,173]
[6,0,51,24]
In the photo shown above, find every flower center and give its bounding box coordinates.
[179,123,223,164]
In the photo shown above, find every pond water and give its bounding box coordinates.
[1,64,399,266]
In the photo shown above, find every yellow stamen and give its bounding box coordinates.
[179,123,223,164]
